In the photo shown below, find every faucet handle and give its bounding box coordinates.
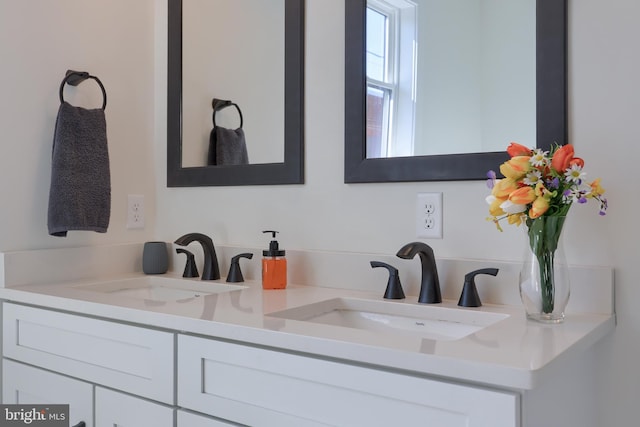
[458,268,499,307]
[226,253,254,283]
[370,261,405,300]
[176,248,199,278]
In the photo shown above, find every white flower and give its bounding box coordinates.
[523,170,542,186]
[499,200,527,214]
[529,149,549,167]
[565,164,586,183]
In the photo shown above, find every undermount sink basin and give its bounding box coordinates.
[72,276,247,302]
[268,298,509,341]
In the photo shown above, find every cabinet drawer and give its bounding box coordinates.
[3,359,93,427]
[3,303,174,404]
[95,387,174,427]
[178,335,518,427]
[177,410,236,427]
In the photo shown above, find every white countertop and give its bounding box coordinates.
[0,272,614,390]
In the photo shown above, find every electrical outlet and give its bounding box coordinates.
[425,216,436,229]
[126,194,145,229]
[425,203,436,215]
[416,192,443,239]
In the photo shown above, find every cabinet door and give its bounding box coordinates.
[2,359,93,427]
[95,387,174,427]
[178,335,518,427]
[177,410,236,427]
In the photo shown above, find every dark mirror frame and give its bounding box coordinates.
[345,0,567,183]
[167,0,305,187]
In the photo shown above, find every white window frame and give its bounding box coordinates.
[366,0,417,158]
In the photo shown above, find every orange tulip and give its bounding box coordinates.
[570,157,585,168]
[507,142,532,158]
[500,156,531,180]
[508,186,536,205]
[551,144,580,172]
[492,178,519,198]
[529,196,550,218]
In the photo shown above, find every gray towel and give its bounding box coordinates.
[47,101,111,237]
[208,126,249,166]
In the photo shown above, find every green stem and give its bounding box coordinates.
[527,215,566,315]
[538,250,555,314]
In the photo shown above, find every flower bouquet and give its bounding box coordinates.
[486,142,607,322]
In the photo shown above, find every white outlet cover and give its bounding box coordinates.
[127,194,145,229]
[416,192,443,239]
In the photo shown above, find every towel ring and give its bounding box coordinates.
[212,98,243,129]
[59,70,107,110]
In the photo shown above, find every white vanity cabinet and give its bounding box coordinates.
[2,303,175,427]
[177,335,519,427]
[177,410,237,427]
[2,303,174,404]
[3,359,93,427]
[95,387,174,427]
[3,302,519,427]
[2,360,174,427]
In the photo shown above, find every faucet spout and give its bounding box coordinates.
[396,241,442,304]
[174,232,220,280]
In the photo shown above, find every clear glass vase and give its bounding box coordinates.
[519,216,570,323]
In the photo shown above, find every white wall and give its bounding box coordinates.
[0,0,157,251]
[0,0,637,425]
[570,1,639,424]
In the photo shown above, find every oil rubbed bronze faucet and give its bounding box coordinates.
[396,242,441,304]
[174,233,220,280]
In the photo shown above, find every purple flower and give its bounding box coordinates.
[563,189,572,197]
[578,196,588,204]
[548,177,560,189]
[486,170,496,189]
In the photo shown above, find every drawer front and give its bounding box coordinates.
[95,387,174,427]
[178,335,518,427]
[3,359,94,427]
[177,410,237,427]
[3,303,174,404]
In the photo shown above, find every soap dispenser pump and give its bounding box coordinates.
[262,230,287,289]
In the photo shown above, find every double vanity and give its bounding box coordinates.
[0,243,614,426]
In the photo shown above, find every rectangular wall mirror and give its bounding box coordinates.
[167,0,305,186]
[345,0,567,182]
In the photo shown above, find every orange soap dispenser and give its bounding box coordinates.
[262,230,287,289]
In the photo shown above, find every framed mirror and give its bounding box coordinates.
[345,0,567,183]
[167,0,305,187]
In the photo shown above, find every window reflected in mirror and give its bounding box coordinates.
[365,0,536,159]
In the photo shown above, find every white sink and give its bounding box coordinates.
[72,276,247,302]
[268,298,509,341]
